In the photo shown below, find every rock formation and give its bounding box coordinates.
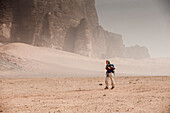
[125,45,150,59]
[0,0,150,59]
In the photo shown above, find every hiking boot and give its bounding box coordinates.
[111,86,115,90]
[104,87,108,90]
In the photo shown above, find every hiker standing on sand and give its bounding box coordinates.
[105,60,116,90]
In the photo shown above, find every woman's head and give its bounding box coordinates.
[106,60,110,64]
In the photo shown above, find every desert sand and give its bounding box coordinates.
[0,43,170,78]
[0,43,170,113]
[0,76,170,113]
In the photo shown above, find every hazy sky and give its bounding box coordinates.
[96,0,170,58]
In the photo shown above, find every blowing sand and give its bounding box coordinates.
[0,76,170,113]
[0,43,170,78]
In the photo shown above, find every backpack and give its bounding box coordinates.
[111,64,115,70]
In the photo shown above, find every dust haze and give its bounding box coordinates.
[96,0,170,57]
[0,1,170,113]
[0,0,169,77]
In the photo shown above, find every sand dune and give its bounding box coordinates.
[0,43,104,77]
[0,43,170,78]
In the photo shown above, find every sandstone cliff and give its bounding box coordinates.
[0,0,150,59]
[125,45,150,59]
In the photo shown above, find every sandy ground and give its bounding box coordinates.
[0,76,170,113]
[0,43,170,113]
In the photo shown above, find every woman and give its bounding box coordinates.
[105,60,116,89]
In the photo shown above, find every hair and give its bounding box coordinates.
[106,60,110,64]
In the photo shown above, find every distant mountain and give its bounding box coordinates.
[0,0,150,59]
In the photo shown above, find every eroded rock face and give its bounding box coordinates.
[0,0,13,43]
[0,0,150,59]
[74,19,92,57]
[125,45,150,59]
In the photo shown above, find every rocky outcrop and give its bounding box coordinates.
[0,0,150,59]
[92,26,125,58]
[125,45,150,59]
[74,19,92,57]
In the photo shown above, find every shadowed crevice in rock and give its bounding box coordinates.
[64,27,77,53]
[10,0,35,44]
[40,13,51,39]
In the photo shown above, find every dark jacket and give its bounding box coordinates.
[106,64,115,73]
